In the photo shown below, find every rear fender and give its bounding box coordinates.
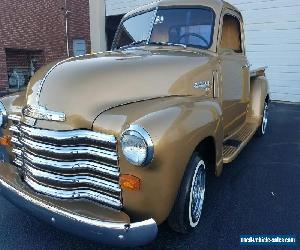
[249,76,269,119]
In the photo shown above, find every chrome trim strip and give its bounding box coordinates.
[22,105,66,122]
[0,168,158,247]
[23,152,119,177]
[11,137,22,147]
[20,124,117,146]
[22,137,118,161]
[9,125,20,134]
[12,148,22,157]
[24,164,121,193]
[8,114,21,122]
[13,158,23,167]
[25,176,122,209]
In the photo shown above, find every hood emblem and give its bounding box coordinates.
[194,81,211,90]
[22,105,66,122]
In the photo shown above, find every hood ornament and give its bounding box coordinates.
[22,59,69,123]
[22,105,66,122]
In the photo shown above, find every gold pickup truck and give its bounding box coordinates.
[0,0,270,247]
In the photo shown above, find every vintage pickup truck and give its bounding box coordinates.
[0,0,270,247]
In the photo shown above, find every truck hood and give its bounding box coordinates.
[29,48,214,129]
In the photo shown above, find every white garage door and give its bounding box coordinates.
[106,0,300,102]
[106,0,154,16]
[227,0,300,102]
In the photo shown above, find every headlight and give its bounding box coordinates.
[121,125,154,166]
[0,102,7,128]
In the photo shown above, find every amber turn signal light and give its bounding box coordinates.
[0,136,11,146]
[119,175,141,191]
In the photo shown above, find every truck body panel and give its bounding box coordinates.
[0,0,270,246]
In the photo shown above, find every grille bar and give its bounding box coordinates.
[20,125,116,149]
[22,151,120,178]
[13,158,23,167]
[8,115,21,122]
[22,137,118,162]
[25,175,122,209]
[9,125,20,134]
[12,148,22,157]
[24,164,121,193]
[11,136,22,147]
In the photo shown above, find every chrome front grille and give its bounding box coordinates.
[10,122,122,210]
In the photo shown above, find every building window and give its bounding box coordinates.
[73,39,87,56]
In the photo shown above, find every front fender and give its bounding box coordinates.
[93,97,223,224]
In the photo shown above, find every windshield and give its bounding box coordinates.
[112,7,215,50]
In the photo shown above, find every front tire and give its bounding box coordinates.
[168,153,206,234]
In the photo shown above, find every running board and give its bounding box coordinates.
[223,123,257,164]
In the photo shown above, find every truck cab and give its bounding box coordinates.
[0,0,269,247]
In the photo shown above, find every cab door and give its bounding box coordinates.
[218,12,250,137]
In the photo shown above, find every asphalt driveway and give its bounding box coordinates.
[0,102,299,250]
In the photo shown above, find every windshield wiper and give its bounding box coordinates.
[119,40,147,50]
[148,41,187,49]
[119,40,187,50]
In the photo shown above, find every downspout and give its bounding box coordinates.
[64,0,71,57]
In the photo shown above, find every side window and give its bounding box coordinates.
[220,14,242,53]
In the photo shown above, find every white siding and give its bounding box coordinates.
[228,0,300,102]
[105,0,300,102]
[105,0,154,16]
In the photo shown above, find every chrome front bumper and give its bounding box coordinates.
[0,164,158,247]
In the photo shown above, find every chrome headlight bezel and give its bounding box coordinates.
[0,102,8,128]
[120,125,154,167]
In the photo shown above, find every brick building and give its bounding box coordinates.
[0,0,91,95]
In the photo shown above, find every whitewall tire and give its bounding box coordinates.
[168,153,207,233]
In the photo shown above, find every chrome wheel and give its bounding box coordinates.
[188,160,206,227]
[262,103,269,134]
